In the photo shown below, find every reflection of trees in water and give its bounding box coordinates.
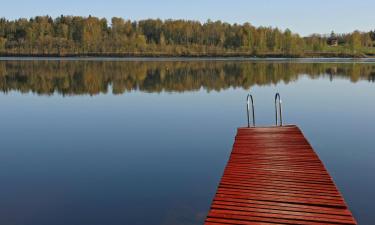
[0,61,374,95]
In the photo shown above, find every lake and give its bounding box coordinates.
[0,58,374,225]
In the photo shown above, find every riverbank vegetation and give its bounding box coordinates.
[0,16,375,57]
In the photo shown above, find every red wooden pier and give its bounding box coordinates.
[204,125,357,225]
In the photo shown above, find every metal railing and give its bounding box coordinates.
[246,94,255,127]
[275,93,283,126]
[245,93,284,127]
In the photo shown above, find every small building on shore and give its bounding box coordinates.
[327,32,339,46]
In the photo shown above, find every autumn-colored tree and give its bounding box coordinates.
[349,31,362,52]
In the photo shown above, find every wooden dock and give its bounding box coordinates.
[205,125,357,225]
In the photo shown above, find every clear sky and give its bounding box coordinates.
[0,0,374,36]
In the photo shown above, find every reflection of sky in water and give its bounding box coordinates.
[0,61,374,225]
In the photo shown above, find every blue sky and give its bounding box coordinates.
[0,0,374,36]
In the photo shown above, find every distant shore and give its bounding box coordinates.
[2,56,375,64]
[2,16,375,61]
[0,51,373,58]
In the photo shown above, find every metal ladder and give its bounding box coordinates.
[246,93,283,127]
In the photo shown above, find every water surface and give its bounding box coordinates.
[0,59,374,224]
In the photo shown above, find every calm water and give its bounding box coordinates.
[0,59,374,225]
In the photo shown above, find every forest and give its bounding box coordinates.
[0,15,375,57]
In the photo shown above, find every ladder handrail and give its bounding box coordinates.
[275,93,283,126]
[247,94,255,127]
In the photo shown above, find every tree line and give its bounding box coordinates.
[1,60,374,95]
[0,16,374,57]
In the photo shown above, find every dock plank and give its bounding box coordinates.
[204,125,357,225]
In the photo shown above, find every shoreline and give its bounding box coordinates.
[1,56,375,62]
[0,51,373,59]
